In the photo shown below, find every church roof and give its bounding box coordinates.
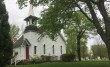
[24,38,31,46]
[13,31,66,48]
[28,4,34,16]
[13,35,31,48]
[24,15,39,22]
[24,25,39,33]
[58,33,66,44]
[13,35,24,48]
[24,4,39,22]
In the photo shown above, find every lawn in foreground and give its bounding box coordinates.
[7,61,110,67]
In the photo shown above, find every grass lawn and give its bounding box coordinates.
[7,61,110,67]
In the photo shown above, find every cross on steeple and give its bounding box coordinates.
[24,4,39,25]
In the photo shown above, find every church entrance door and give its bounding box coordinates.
[26,47,29,59]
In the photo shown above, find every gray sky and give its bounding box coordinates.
[4,0,43,29]
[4,0,99,49]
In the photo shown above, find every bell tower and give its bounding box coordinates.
[24,5,39,33]
[24,4,39,26]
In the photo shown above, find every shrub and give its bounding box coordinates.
[17,59,30,65]
[60,54,75,62]
[31,56,43,64]
[41,55,51,62]
[41,55,58,62]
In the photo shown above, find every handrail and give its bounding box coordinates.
[11,55,23,66]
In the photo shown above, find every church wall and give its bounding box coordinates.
[24,32,42,58]
[24,31,66,60]
[13,46,26,60]
[39,35,66,60]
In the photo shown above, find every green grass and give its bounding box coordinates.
[7,61,110,67]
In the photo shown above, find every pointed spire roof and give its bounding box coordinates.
[24,4,39,22]
[28,4,34,16]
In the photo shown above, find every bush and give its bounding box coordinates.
[17,60,30,65]
[41,55,51,62]
[17,56,43,65]
[31,56,43,64]
[60,54,75,62]
[41,55,58,62]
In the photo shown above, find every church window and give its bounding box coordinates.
[20,47,21,56]
[43,44,46,54]
[52,45,55,54]
[60,46,62,54]
[34,46,37,54]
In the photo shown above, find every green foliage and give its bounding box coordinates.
[41,55,58,62]
[80,44,89,58]
[64,12,92,60]
[17,0,28,9]
[17,60,30,65]
[91,44,108,59]
[31,56,43,64]
[0,0,13,67]
[41,55,51,62]
[60,54,75,62]
[10,24,19,40]
[17,0,95,39]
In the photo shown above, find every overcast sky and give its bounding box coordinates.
[4,0,43,29]
[4,0,100,49]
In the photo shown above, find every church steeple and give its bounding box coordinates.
[24,4,39,25]
[28,4,34,16]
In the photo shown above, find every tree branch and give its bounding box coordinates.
[78,29,86,38]
[86,1,106,42]
[90,0,98,4]
[97,1,109,24]
[74,1,93,22]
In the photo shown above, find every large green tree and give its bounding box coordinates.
[18,0,110,60]
[65,12,93,61]
[91,44,108,59]
[0,0,13,67]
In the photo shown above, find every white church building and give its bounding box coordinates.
[12,5,66,62]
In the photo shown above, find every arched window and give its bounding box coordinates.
[60,46,62,54]
[43,44,46,54]
[52,45,54,54]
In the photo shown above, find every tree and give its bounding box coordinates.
[65,12,94,61]
[91,44,108,59]
[0,0,13,67]
[91,35,108,59]
[65,28,77,54]
[10,24,20,41]
[17,0,110,60]
[80,43,89,59]
[66,28,89,60]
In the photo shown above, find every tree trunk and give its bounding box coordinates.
[106,44,110,59]
[85,2,110,60]
[77,1,110,60]
[105,37,110,60]
[77,36,81,61]
[76,30,85,61]
[96,1,110,60]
